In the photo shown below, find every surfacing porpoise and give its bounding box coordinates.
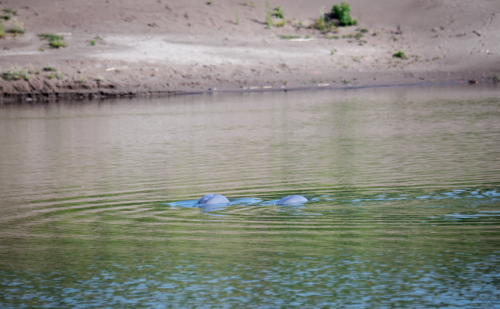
[197,194,229,205]
[277,195,308,205]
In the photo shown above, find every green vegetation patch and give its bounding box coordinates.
[6,21,25,35]
[1,67,29,81]
[312,15,338,33]
[279,35,300,39]
[273,6,285,19]
[393,51,408,59]
[38,33,67,48]
[43,65,57,72]
[332,2,357,26]
[3,8,17,16]
[0,20,5,39]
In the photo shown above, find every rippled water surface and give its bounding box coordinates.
[1,85,500,308]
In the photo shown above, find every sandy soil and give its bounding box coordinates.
[0,0,499,101]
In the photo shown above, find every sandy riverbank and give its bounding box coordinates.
[0,0,499,101]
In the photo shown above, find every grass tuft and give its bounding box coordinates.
[38,33,67,48]
[43,65,57,72]
[332,2,357,26]
[273,20,286,27]
[7,21,25,35]
[3,8,17,16]
[273,6,285,19]
[279,35,300,39]
[265,1,272,29]
[1,66,27,81]
[0,20,5,39]
[393,51,408,59]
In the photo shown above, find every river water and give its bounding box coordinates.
[1,85,500,308]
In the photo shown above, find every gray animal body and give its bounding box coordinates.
[197,194,229,205]
[277,195,308,205]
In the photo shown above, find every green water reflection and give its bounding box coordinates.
[1,85,500,308]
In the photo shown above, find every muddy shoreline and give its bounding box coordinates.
[1,0,499,102]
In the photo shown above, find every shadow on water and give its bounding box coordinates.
[1,84,500,308]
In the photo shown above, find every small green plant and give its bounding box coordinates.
[90,39,96,46]
[207,1,212,5]
[493,76,499,83]
[265,1,272,29]
[279,35,300,39]
[77,77,85,83]
[0,20,5,39]
[325,35,339,39]
[393,37,398,41]
[332,2,357,26]
[294,19,303,28]
[55,72,64,80]
[43,65,57,72]
[235,9,239,25]
[49,40,67,48]
[274,20,286,27]
[0,15,11,20]
[342,79,351,84]
[252,2,256,8]
[1,67,26,81]
[358,28,368,33]
[3,8,17,16]
[7,21,25,35]
[331,50,335,55]
[433,55,441,60]
[38,34,67,48]
[305,34,311,39]
[372,31,379,36]
[245,0,249,6]
[273,6,285,19]
[94,36,103,40]
[47,74,55,79]
[311,10,337,33]
[96,76,104,82]
[38,48,45,52]
[393,51,408,59]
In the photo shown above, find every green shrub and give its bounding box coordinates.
[38,33,67,48]
[265,1,272,29]
[332,2,357,26]
[1,66,33,81]
[273,20,286,27]
[3,8,17,16]
[393,51,408,59]
[49,40,67,48]
[43,65,57,72]
[0,20,5,39]
[0,15,11,20]
[273,6,285,19]
[7,21,25,35]
[90,39,96,46]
